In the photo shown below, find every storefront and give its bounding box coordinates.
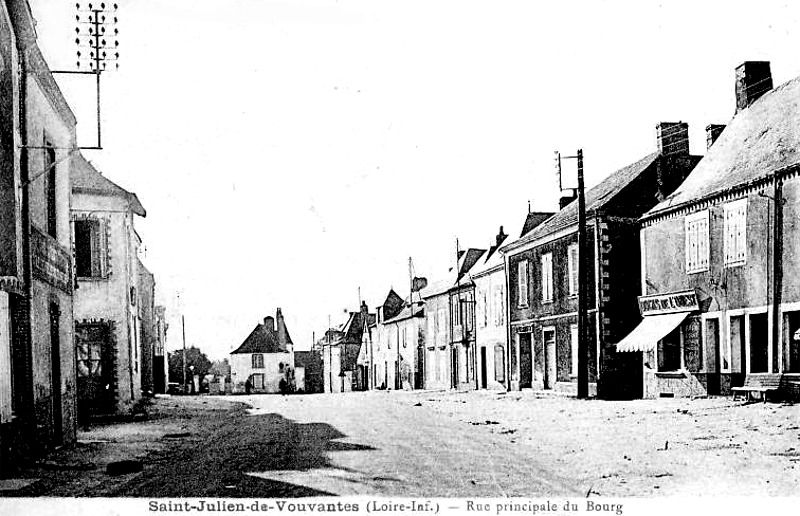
[616,290,708,398]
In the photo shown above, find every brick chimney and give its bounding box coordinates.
[735,61,772,112]
[656,122,689,156]
[706,124,726,149]
[263,316,275,333]
[276,308,288,348]
[559,190,577,210]
[495,226,508,247]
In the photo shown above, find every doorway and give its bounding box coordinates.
[519,333,532,388]
[749,313,768,373]
[451,346,459,388]
[785,311,800,373]
[49,303,62,445]
[543,327,556,389]
[480,347,487,389]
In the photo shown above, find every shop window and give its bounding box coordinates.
[683,316,702,372]
[517,260,529,307]
[494,344,505,383]
[723,199,747,266]
[729,315,745,373]
[657,326,682,372]
[783,311,800,373]
[252,353,264,369]
[685,210,709,273]
[749,313,768,373]
[705,318,722,372]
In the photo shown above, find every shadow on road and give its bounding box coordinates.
[111,405,376,498]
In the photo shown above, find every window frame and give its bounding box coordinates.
[252,353,264,369]
[685,210,710,274]
[517,260,529,308]
[723,198,747,267]
[567,244,579,297]
[541,252,554,303]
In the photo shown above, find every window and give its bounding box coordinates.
[570,323,579,376]
[517,260,529,307]
[657,326,682,372]
[685,210,710,273]
[402,327,408,348]
[437,308,447,345]
[44,143,57,239]
[783,311,800,373]
[541,253,553,302]
[704,318,721,372]
[480,289,488,328]
[427,313,436,344]
[252,353,264,369]
[74,219,106,278]
[279,362,285,373]
[493,285,505,326]
[567,244,579,297]
[724,199,747,266]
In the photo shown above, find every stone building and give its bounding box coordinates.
[230,308,294,393]
[366,289,405,390]
[420,248,485,390]
[1,0,80,472]
[500,122,700,398]
[71,152,147,420]
[472,214,552,390]
[622,62,800,398]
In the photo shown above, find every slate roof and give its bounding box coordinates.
[647,75,800,216]
[71,152,146,216]
[500,152,659,251]
[382,301,424,325]
[472,212,554,278]
[231,323,285,354]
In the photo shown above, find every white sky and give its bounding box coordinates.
[29,0,800,359]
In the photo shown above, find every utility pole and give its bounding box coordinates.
[576,150,589,399]
[181,315,187,389]
[556,149,589,398]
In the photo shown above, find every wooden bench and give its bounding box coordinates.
[731,373,783,402]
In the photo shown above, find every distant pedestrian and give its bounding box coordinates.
[245,378,252,394]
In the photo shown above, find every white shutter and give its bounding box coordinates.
[517,261,528,307]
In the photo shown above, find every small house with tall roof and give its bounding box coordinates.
[621,61,800,399]
[499,122,701,399]
[230,308,294,393]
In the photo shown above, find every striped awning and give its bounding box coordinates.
[615,312,689,352]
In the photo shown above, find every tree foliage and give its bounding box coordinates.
[168,346,212,384]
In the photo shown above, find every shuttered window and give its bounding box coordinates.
[685,210,710,273]
[724,199,747,266]
[541,253,553,302]
[517,260,529,307]
[567,244,579,296]
[75,218,108,278]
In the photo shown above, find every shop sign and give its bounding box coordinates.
[32,227,72,294]
[638,290,698,315]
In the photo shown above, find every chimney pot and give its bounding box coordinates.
[656,122,690,156]
[706,124,726,150]
[735,61,772,112]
